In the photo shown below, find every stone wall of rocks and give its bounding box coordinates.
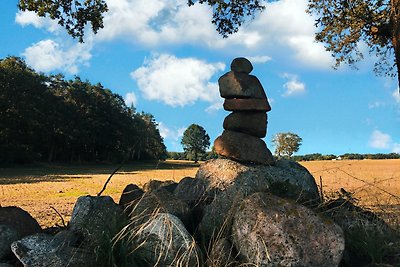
[0,158,354,267]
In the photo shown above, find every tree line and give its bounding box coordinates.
[0,56,167,164]
[292,153,400,162]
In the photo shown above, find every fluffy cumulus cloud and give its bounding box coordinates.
[100,0,332,68]
[157,122,186,141]
[22,39,92,74]
[282,73,306,97]
[246,55,272,64]
[125,92,137,107]
[369,130,392,149]
[131,54,225,107]
[15,11,59,32]
[393,143,400,153]
[393,89,400,104]
[15,0,332,72]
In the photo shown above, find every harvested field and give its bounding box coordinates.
[1,159,399,228]
[0,160,199,227]
[300,159,400,226]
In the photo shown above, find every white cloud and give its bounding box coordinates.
[125,92,137,107]
[369,130,392,149]
[16,0,332,70]
[96,0,331,68]
[246,55,272,64]
[393,143,400,153]
[393,89,400,104]
[22,39,92,74]
[15,11,60,32]
[158,122,186,141]
[282,73,306,97]
[368,101,386,109]
[131,54,225,107]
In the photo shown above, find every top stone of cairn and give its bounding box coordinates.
[231,57,253,73]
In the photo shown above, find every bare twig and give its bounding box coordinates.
[319,176,324,202]
[97,165,122,196]
[50,206,66,227]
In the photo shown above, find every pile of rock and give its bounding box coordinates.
[214,57,274,165]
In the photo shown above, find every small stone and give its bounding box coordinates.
[214,130,274,165]
[218,72,266,99]
[223,98,271,112]
[223,111,267,138]
[230,57,253,73]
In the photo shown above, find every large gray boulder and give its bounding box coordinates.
[196,158,319,202]
[206,238,238,267]
[322,197,400,266]
[69,196,127,252]
[0,206,41,262]
[130,213,202,266]
[196,158,320,243]
[173,177,208,208]
[0,225,19,260]
[128,190,191,229]
[232,192,345,267]
[11,231,91,267]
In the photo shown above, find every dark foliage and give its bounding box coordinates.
[0,56,167,164]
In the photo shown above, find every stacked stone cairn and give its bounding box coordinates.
[214,57,275,165]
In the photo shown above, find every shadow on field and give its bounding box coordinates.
[0,160,200,185]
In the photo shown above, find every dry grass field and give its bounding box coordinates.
[0,160,199,227]
[1,159,400,228]
[301,159,400,226]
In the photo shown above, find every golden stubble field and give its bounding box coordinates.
[1,159,400,227]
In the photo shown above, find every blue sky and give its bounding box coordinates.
[1,0,399,155]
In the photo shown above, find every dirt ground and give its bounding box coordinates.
[1,159,399,227]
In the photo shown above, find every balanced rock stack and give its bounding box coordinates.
[214,57,274,165]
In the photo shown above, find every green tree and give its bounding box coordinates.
[308,0,400,87]
[18,0,108,42]
[181,124,210,163]
[272,132,302,158]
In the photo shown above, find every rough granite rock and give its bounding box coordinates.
[223,111,267,138]
[69,196,127,249]
[0,206,41,263]
[132,213,202,266]
[206,238,238,267]
[0,263,14,267]
[119,184,144,214]
[128,190,191,229]
[0,225,19,260]
[219,72,267,99]
[11,231,92,267]
[322,198,399,267]
[214,130,274,165]
[230,57,253,73]
[173,177,208,208]
[223,98,271,111]
[232,192,345,267]
[196,158,321,243]
[143,180,178,193]
[0,207,41,238]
